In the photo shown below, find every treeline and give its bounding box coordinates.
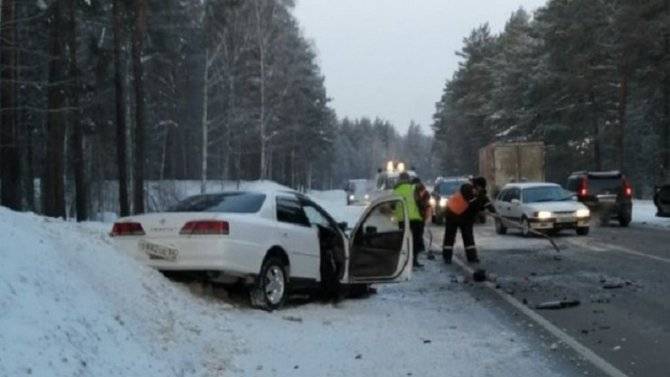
[0,0,335,219]
[433,1,670,196]
[332,118,437,187]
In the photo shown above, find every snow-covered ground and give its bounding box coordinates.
[632,200,670,229]
[0,182,578,377]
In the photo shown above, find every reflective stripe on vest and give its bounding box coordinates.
[447,192,469,215]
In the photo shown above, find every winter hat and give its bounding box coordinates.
[472,176,487,189]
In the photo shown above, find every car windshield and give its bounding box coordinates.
[523,186,571,203]
[167,192,266,213]
[437,181,466,196]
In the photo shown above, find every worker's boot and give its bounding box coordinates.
[465,247,480,264]
[442,247,453,264]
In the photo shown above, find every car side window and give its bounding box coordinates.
[498,189,509,202]
[303,205,336,231]
[276,197,310,227]
[509,189,520,202]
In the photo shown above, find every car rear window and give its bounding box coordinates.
[588,177,622,194]
[168,192,266,213]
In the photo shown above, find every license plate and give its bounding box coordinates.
[140,240,178,261]
[557,217,574,223]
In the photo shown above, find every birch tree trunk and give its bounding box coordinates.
[201,48,209,194]
[68,0,88,221]
[113,0,130,216]
[132,0,147,214]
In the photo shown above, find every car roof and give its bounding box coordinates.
[501,182,561,190]
[569,170,622,178]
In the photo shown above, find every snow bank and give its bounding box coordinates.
[632,200,670,229]
[0,208,239,377]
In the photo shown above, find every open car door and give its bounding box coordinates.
[343,195,412,284]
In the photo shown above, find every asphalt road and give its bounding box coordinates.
[427,221,670,377]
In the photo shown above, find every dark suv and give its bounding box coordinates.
[566,171,633,226]
[654,184,670,217]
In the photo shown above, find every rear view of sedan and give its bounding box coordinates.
[494,183,591,236]
[110,189,414,310]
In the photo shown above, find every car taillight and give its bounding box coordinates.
[623,179,633,197]
[180,220,229,235]
[578,178,588,197]
[111,222,145,237]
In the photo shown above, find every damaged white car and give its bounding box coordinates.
[111,189,412,310]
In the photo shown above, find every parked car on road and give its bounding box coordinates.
[111,189,412,310]
[654,184,670,217]
[429,177,469,224]
[566,171,633,226]
[494,182,591,236]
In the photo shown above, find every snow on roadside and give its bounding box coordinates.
[1,184,576,377]
[632,200,670,229]
[0,208,241,377]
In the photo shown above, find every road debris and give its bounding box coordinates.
[535,299,580,310]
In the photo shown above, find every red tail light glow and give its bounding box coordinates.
[578,178,588,197]
[180,220,230,235]
[623,179,633,197]
[111,222,145,237]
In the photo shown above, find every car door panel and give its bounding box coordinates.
[275,196,320,280]
[344,196,411,284]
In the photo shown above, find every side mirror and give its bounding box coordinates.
[338,222,348,231]
[364,226,378,235]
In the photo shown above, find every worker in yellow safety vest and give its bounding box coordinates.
[393,172,425,268]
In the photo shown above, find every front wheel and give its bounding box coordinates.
[250,256,288,311]
[521,217,531,237]
[576,227,590,236]
[494,218,507,235]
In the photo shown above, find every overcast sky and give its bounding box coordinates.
[292,0,547,134]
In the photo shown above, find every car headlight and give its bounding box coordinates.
[536,211,552,220]
[364,194,370,200]
[576,208,590,218]
[439,198,448,208]
[429,197,436,207]
[349,195,355,201]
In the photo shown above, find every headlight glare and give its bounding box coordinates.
[429,197,436,207]
[537,211,552,220]
[439,198,448,208]
[576,208,590,218]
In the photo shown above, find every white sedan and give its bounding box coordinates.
[111,189,412,310]
[493,182,591,236]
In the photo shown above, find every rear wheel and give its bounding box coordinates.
[618,215,631,227]
[576,227,590,236]
[494,218,507,235]
[250,256,288,311]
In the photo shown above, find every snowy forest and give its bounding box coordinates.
[433,1,670,196]
[0,0,432,220]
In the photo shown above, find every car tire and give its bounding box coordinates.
[348,284,372,298]
[250,256,288,311]
[576,227,589,236]
[521,217,531,237]
[618,215,631,227]
[494,218,507,235]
